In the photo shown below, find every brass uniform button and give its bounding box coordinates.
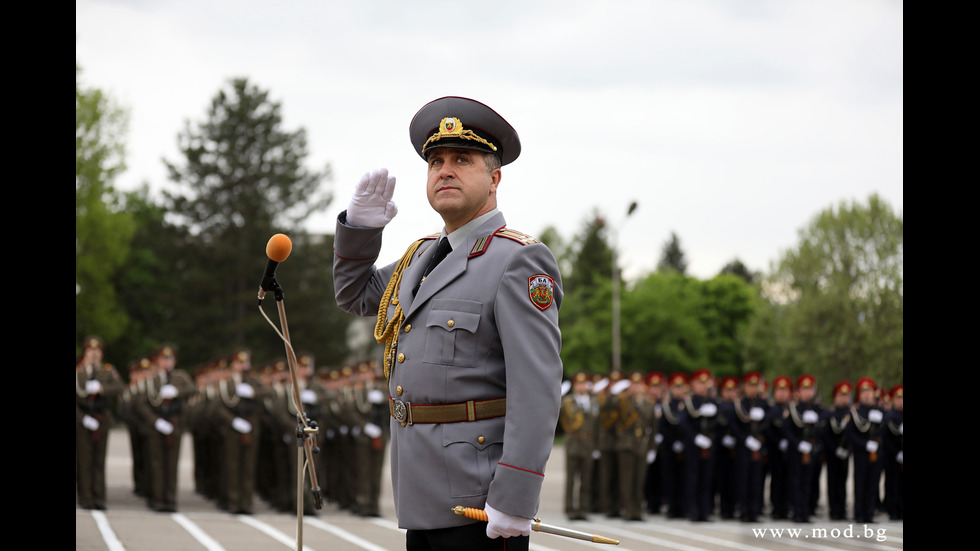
[397,353,405,363]
[447,320,455,328]
[478,436,485,444]
[396,386,404,396]
[400,421,407,427]
[404,324,412,333]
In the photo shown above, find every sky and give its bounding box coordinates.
[76,0,903,281]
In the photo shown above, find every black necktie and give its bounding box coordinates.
[413,238,452,296]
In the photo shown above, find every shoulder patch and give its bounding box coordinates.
[528,274,556,311]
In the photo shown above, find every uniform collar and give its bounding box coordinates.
[441,208,499,252]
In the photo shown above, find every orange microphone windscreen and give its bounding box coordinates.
[266,234,293,262]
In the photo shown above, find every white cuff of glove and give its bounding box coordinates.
[232,416,252,434]
[485,502,531,539]
[83,414,100,431]
[155,418,175,435]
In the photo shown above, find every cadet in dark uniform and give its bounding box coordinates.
[559,371,598,520]
[767,375,792,520]
[848,377,883,523]
[333,97,564,550]
[783,374,822,523]
[680,368,719,522]
[715,376,739,520]
[659,373,689,519]
[732,372,768,523]
[643,372,665,514]
[881,384,903,520]
[821,381,852,520]
[76,336,124,510]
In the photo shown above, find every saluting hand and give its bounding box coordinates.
[347,168,398,228]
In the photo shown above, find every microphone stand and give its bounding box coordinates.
[259,278,323,551]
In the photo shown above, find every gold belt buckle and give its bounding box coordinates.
[393,399,412,425]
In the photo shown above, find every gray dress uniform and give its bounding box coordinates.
[333,209,563,530]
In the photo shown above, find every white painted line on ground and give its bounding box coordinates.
[305,517,390,551]
[237,514,313,551]
[171,513,227,551]
[91,510,126,551]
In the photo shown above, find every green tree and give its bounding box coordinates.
[76,64,135,355]
[719,258,757,285]
[163,77,340,366]
[697,274,759,377]
[657,231,688,275]
[753,194,903,396]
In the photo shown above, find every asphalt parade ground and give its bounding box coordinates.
[77,428,903,550]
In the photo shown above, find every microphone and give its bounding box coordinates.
[258,233,292,301]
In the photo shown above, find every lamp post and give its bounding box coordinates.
[611,201,638,374]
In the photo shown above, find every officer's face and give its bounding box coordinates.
[426,147,501,232]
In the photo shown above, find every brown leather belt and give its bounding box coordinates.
[389,396,506,426]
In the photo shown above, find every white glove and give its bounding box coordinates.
[232,416,253,434]
[236,383,254,399]
[672,440,684,454]
[798,441,813,454]
[610,379,631,395]
[802,410,819,424]
[699,403,717,417]
[868,409,883,423]
[364,423,383,439]
[592,450,601,460]
[722,435,736,449]
[694,434,712,450]
[485,502,531,539]
[82,414,100,431]
[561,380,572,396]
[866,440,879,453]
[749,407,765,421]
[85,380,103,395]
[745,435,762,452]
[155,418,175,435]
[654,433,664,445]
[346,169,398,228]
[835,446,850,460]
[368,389,385,404]
[646,450,657,464]
[340,425,349,435]
[896,451,903,464]
[300,389,318,405]
[779,439,788,452]
[159,384,178,400]
[899,422,903,435]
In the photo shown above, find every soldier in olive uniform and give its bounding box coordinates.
[616,372,657,521]
[137,346,197,512]
[596,372,623,517]
[559,372,598,520]
[211,350,268,514]
[76,337,124,510]
[120,358,150,499]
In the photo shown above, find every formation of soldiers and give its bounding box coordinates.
[559,368,904,524]
[77,336,390,517]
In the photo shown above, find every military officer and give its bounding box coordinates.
[881,383,903,520]
[136,345,197,512]
[333,96,563,550]
[731,372,768,523]
[559,371,598,520]
[848,377,883,523]
[783,374,822,523]
[680,368,719,522]
[120,358,150,499]
[76,336,124,510]
[659,373,688,519]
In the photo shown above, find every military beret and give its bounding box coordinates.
[856,377,877,391]
[797,374,816,389]
[773,375,793,390]
[409,96,521,166]
[833,381,852,395]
